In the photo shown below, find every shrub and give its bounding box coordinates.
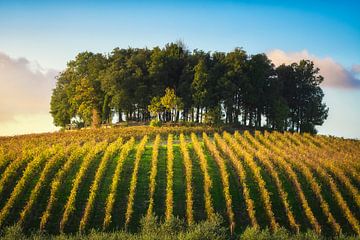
[0,224,26,240]
[150,119,162,127]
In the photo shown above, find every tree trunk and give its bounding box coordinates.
[249,111,253,127]
[118,108,122,122]
[196,106,200,123]
[257,109,261,128]
[243,109,247,126]
[92,109,100,128]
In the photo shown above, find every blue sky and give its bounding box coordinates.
[0,0,359,138]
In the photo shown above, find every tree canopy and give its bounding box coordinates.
[50,42,328,133]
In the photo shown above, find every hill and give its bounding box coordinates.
[0,126,359,238]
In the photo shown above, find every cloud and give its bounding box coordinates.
[0,51,59,123]
[267,49,360,89]
[0,113,58,136]
[352,64,360,74]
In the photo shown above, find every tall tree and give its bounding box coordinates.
[50,43,328,133]
[192,58,209,123]
[223,48,248,123]
[160,88,183,122]
[246,54,275,127]
[50,74,71,127]
[292,60,328,133]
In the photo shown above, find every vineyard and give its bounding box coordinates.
[0,126,359,238]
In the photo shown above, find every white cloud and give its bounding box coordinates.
[267,49,360,89]
[0,113,58,136]
[0,51,59,135]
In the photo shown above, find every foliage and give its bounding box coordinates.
[60,142,107,232]
[124,136,148,228]
[0,127,359,238]
[103,138,135,229]
[149,119,162,127]
[221,132,258,227]
[79,138,123,232]
[1,222,360,239]
[203,133,235,233]
[191,133,215,220]
[179,134,194,225]
[165,134,174,221]
[146,135,161,218]
[50,43,328,133]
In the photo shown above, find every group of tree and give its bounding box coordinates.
[50,42,328,133]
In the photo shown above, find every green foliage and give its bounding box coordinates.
[204,106,222,125]
[1,220,358,239]
[149,119,162,127]
[0,224,26,240]
[161,88,183,112]
[148,88,183,122]
[192,59,208,108]
[50,42,328,133]
[0,215,228,240]
[148,96,163,118]
[50,75,71,128]
[0,129,359,238]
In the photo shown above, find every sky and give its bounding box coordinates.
[0,0,359,138]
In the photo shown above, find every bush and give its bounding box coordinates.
[150,119,162,127]
[239,227,325,240]
[1,217,358,240]
[179,214,227,240]
[203,106,222,125]
[0,224,26,240]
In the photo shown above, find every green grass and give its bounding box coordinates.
[202,145,227,224]
[172,145,186,219]
[188,144,206,222]
[44,154,84,234]
[128,146,152,232]
[253,156,291,230]
[310,167,355,235]
[219,148,248,233]
[21,156,66,232]
[4,156,48,228]
[111,148,136,230]
[153,145,167,220]
[62,152,104,233]
[0,156,34,211]
[275,164,312,232]
[89,152,119,229]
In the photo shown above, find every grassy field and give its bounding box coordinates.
[0,126,359,239]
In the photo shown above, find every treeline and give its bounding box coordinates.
[50,42,328,133]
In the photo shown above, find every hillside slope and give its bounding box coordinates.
[0,127,359,237]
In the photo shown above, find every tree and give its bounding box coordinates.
[160,88,183,122]
[148,96,163,121]
[50,74,71,128]
[100,48,127,122]
[101,94,111,124]
[276,64,296,130]
[50,43,329,134]
[65,52,106,127]
[192,58,209,123]
[223,48,248,124]
[71,77,100,127]
[246,54,275,127]
[293,60,328,133]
